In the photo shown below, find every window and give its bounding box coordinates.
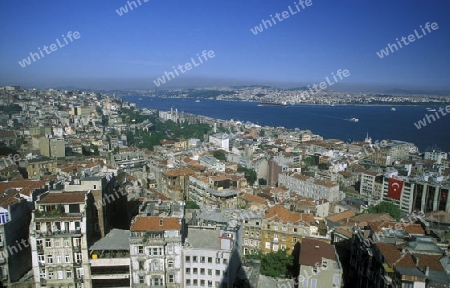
[193,268,198,275]
[65,253,70,263]
[302,278,308,287]
[201,280,205,286]
[273,244,278,251]
[36,222,41,230]
[215,281,220,288]
[39,268,46,279]
[274,225,278,230]
[293,237,297,243]
[193,256,198,263]
[294,228,298,232]
[48,271,54,279]
[333,275,340,286]
[310,279,317,288]
[139,276,144,284]
[38,254,44,263]
[47,255,53,264]
[169,274,174,283]
[75,252,82,263]
[186,279,191,285]
[56,254,61,263]
[66,270,72,279]
[265,242,270,249]
[282,226,287,231]
[200,256,205,263]
[208,257,212,263]
[215,270,220,276]
[208,280,213,287]
[186,268,190,274]
[55,240,60,247]
[404,284,413,288]
[64,239,70,247]
[153,248,158,255]
[193,279,198,285]
[223,258,228,264]
[281,244,286,250]
[200,268,205,275]
[185,256,190,262]
[255,221,259,225]
[282,235,286,241]
[215,258,220,264]
[57,270,63,279]
[45,239,51,248]
[168,260,174,268]
[167,245,173,253]
[138,246,143,254]
[322,261,328,269]
[208,269,212,275]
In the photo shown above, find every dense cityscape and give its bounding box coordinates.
[0,85,448,288]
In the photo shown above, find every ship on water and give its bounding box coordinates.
[258,101,287,107]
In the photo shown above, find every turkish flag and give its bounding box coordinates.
[387,178,403,201]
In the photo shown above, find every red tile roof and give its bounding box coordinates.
[39,192,86,204]
[131,216,181,231]
[299,238,337,266]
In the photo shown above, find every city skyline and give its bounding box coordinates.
[1,0,450,90]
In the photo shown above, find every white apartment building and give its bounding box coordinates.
[278,173,342,202]
[199,155,225,172]
[130,216,183,287]
[209,133,230,151]
[30,191,92,288]
[183,227,234,288]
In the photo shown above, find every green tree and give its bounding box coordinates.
[237,167,257,186]
[260,249,293,278]
[366,201,402,220]
[213,150,226,161]
[185,200,200,209]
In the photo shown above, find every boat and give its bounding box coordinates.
[391,107,396,111]
[426,108,437,112]
[138,98,143,100]
[195,99,201,103]
[258,102,287,107]
[348,118,359,122]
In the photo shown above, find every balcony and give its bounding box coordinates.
[74,260,82,267]
[37,229,82,237]
[0,258,5,264]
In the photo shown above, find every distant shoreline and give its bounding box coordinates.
[123,95,448,108]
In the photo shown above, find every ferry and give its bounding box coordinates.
[348,118,359,122]
[391,107,396,111]
[426,108,437,112]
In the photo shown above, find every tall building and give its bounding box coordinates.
[278,173,342,202]
[298,238,343,288]
[129,216,184,287]
[30,191,97,288]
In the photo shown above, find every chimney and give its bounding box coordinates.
[424,266,429,277]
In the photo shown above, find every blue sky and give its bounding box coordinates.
[0,0,449,89]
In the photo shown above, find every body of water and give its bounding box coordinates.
[125,96,450,153]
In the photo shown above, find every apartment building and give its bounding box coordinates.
[278,173,342,202]
[199,155,225,172]
[30,191,95,288]
[298,238,343,288]
[130,216,183,287]
[260,205,316,254]
[183,227,234,288]
[209,133,230,151]
[360,171,383,200]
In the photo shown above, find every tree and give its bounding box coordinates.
[213,150,226,161]
[185,200,200,209]
[260,249,293,278]
[237,167,257,186]
[366,201,402,220]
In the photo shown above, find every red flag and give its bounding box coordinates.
[388,178,403,201]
